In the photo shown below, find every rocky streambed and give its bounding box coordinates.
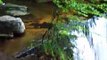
[0,1,55,60]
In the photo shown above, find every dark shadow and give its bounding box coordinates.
[20,14,35,20]
[0,38,7,44]
[0,32,25,41]
[0,37,11,46]
[13,32,25,38]
[31,22,53,29]
[0,37,13,40]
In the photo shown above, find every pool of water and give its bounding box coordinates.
[0,1,55,58]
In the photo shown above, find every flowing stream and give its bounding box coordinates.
[0,1,54,56]
[73,16,107,60]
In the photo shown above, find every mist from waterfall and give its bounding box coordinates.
[72,16,107,60]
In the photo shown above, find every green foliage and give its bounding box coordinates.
[92,3,107,13]
[53,0,107,19]
[40,0,107,60]
[71,3,101,17]
[42,15,89,60]
[28,0,107,60]
[43,24,74,60]
[42,0,107,60]
[52,0,72,12]
[0,0,3,4]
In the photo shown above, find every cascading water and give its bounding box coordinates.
[73,16,107,60]
[14,15,107,60]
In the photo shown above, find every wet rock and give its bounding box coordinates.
[0,15,25,37]
[1,3,29,16]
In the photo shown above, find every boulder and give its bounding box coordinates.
[0,15,25,37]
[1,3,29,16]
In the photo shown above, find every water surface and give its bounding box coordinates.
[0,1,55,57]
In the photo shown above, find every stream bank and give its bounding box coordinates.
[0,1,55,60]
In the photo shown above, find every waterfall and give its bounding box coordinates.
[73,16,107,60]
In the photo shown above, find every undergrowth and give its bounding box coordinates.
[42,0,107,60]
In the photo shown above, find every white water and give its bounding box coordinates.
[73,16,107,60]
